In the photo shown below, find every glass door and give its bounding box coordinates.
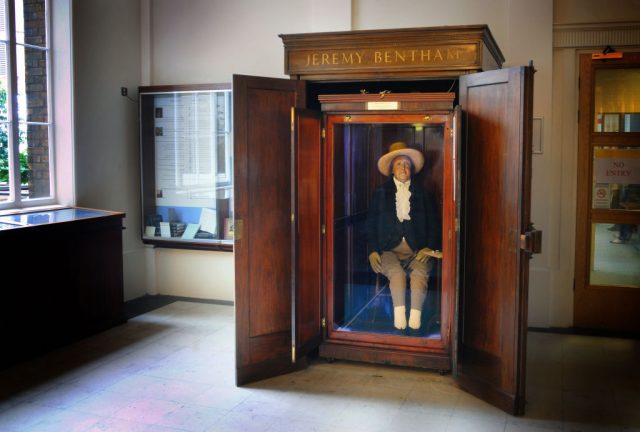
[324,112,456,352]
[575,53,640,332]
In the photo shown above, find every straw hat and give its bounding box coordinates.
[377,141,424,176]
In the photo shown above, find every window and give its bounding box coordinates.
[0,0,52,209]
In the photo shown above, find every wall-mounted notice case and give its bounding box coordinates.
[139,84,233,251]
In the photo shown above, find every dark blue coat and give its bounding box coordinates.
[366,178,440,254]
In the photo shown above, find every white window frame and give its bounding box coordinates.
[0,0,55,211]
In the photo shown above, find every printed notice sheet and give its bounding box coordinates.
[154,92,220,208]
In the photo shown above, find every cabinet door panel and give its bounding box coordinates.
[292,108,323,359]
[457,66,534,415]
[234,75,306,385]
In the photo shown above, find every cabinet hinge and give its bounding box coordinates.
[321,224,326,235]
[235,219,243,241]
[291,213,295,223]
[322,317,326,328]
[455,218,460,232]
[291,107,295,132]
[321,128,326,139]
[449,128,454,138]
[291,345,296,363]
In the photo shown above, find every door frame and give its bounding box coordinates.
[574,52,640,332]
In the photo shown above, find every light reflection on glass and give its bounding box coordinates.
[590,223,640,288]
[594,69,640,133]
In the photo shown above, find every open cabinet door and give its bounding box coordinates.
[456,66,537,415]
[234,75,306,385]
[452,104,462,378]
[292,109,323,361]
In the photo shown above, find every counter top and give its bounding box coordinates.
[0,207,124,231]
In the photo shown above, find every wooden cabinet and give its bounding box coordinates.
[0,207,126,368]
[233,25,540,416]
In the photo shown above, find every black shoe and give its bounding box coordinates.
[406,327,423,337]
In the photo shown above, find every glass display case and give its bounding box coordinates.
[330,120,445,337]
[139,84,233,250]
[319,93,457,368]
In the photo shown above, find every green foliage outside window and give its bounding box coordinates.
[0,84,29,184]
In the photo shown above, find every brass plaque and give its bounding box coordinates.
[288,44,478,75]
[367,101,399,110]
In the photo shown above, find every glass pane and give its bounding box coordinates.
[0,0,7,41]
[590,223,640,287]
[16,44,48,122]
[332,122,444,338]
[592,147,640,210]
[594,68,640,132]
[22,122,49,199]
[0,42,8,108]
[0,122,9,202]
[15,0,47,47]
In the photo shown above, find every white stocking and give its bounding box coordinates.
[408,308,422,330]
[393,306,407,329]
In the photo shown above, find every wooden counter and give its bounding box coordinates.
[0,207,126,368]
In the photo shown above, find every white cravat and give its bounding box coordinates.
[394,177,411,222]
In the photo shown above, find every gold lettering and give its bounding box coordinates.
[301,46,461,69]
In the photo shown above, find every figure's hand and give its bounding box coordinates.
[416,248,443,262]
[368,252,382,273]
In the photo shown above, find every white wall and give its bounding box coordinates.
[548,1,640,326]
[71,0,637,326]
[140,0,352,301]
[142,0,556,317]
[73,0,146,301]
[554,0,640,24]
[149,0,307,84]
[352,0,555,327]
[51,0,74,207]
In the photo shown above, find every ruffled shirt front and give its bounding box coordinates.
[394,177,411,222]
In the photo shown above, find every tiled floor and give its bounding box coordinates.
[0,301,638,431]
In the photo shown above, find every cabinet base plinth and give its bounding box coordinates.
[319,340,451,372]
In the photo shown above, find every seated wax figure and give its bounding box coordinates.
[366,142,442,331]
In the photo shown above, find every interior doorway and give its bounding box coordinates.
[574,52,640,332]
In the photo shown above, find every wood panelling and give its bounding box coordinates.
[233,75,306,384]
[456,66,533,416]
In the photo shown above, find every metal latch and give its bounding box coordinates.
[519,223,542,256]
